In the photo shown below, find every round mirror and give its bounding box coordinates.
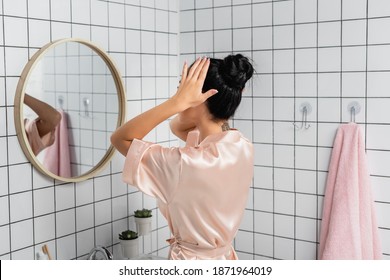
[14,38,126,182]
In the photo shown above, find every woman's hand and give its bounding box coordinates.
[171,57,218,112]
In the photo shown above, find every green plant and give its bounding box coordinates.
[119,230,138,240]
[134,208,152,218]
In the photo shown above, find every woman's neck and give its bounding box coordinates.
[196,118,228,143]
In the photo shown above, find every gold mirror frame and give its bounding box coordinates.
[14,38,126,183]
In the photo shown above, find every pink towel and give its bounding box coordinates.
[42,110,71,177]
[319,123,382,260]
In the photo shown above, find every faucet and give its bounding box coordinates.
[87,246,113,260]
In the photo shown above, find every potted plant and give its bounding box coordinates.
[134,208,152,236]
[119,230,139,259]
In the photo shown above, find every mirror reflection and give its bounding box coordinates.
[21,40,121,179]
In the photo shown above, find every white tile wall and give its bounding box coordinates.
[0,0,178,260]
[180,0,390,260]
[3,0,390,261]
[368,0,390,18]
[343,0,366,19]
[275,215,294,239]
[196,9,212,31]
[28,0,50,20]
[29,19,51,48]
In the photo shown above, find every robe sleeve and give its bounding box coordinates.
[122,138,181,204]
[24,118,56,156]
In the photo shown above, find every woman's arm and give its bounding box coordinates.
[24,93,62,137]
[111,98,183,156]
[111,57,218,156]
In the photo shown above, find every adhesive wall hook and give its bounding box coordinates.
[79,97,94,118]
[347,101,361,123]
[293,102,312,130]
[58,96,64,110]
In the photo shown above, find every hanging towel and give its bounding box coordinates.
[42,110,71,177]
[318,123,382,260]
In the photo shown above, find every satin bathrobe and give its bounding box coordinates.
[123,130,254,260]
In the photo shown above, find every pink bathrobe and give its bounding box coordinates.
[24,118,55,156]
[123,130,254,260]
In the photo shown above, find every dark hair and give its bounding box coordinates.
[202,54,254,120]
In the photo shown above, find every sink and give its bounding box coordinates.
[132,254,167,260]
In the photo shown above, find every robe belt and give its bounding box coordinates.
[166,237,232,259]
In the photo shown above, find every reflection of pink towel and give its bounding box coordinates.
[43,110,71,177]
[319,123,382,259]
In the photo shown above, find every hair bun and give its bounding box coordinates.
[220,54,254,90]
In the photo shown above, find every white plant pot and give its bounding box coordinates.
[120,238,139,259]
[135,217,152,236]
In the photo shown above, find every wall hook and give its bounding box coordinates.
[83,97,90,117]
[293,102,312,130]
[79,97,94,118]
[347,101,361,123]
[58,96,64,110]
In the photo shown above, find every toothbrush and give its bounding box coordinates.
[42,245,53,260]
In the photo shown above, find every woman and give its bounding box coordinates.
[111,54,254,260]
